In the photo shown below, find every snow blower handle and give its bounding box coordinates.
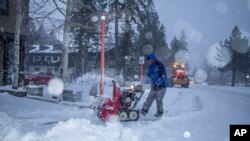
[133,84,143,92]
[131,90,144,109]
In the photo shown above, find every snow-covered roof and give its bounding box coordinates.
[29,45,61,53]
[29,44,115,54]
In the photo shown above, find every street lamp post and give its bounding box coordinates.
[100,12,106,96]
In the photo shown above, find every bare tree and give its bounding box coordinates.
[53,0,97,80]
[29,0,96,80]
[12,0,25,89]
[59,0,72,81]
[29,0,65,39]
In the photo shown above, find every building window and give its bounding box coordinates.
[45,56,52,62]
[34,67,40,71]
[0,0,9,16]
[53,55,60,61]
[47,67,52,72]
[33,56,41,62]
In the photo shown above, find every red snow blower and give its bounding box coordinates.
[98,80,144,121]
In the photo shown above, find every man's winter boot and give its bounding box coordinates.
[141,109,148,116]
[154,111,163,117]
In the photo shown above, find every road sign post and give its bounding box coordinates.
[139,56,145,86]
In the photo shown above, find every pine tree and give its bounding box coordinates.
[109,0,124,74]
[220,26,249,86]
[119,25,137,81]
[134,0,169,79]
[179,30,188,51]
[168,36,184,65]
[108,0,148,74]
[154,24,170,63]
[70,0,100,76]
[46,31,59,45]
[27,20,39,45]
[36,25,48,45]
[167,31,190,73]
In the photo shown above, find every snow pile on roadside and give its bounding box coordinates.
[41,119,137,141]
[1,117,138,141]
[0,112,22,141]
[66,73,116,104]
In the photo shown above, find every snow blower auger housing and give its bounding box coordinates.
[98,80,144,122]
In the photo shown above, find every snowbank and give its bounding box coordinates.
[33,119,137,141]
[66,73,118,104]
[0,112,22,141]
[0,114,138,141]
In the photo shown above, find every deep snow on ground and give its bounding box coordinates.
[1,74,250,141]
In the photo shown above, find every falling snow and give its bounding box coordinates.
[145,32,153,40]
[240,29,250,46]
[189,30,203,44]
[173,22,203,44]
[184,131,191,138]
[91,16,98,23]
[48,78,64,96]
[206,43,232,68]
[216,2,228,14]
[194,69,207,83]
[174,50,190,64]
[174,22,194,38]
[143,44,153,55]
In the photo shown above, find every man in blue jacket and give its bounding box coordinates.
[141,53,168,117]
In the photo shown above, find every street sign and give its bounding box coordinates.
[139,56,145,64]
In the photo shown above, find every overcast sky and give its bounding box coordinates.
[154,0,250,70]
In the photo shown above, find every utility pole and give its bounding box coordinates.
[100,12,106,96]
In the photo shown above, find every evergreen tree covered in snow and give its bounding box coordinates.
[202,59,231,85]
[135,0,169,78]
[70,0,101,75]
[219,26,250,86]
[154,24,170,63]
[27,20,39,45]
[240,49,250,76]
[136,0,168,54]
[36,26,49,45]
[119,24,137,81]
[108,0,124,74]
[168,31,188,66]
[108,0,149,74]
[179,30,188,51]
[28,25,59,45]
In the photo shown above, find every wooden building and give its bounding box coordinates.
[0,0,29,85]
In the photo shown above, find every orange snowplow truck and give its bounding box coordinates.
[170,63,189,88]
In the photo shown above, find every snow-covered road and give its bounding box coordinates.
[1,84,250,141]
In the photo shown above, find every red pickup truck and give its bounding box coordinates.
[24,72,54,85]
